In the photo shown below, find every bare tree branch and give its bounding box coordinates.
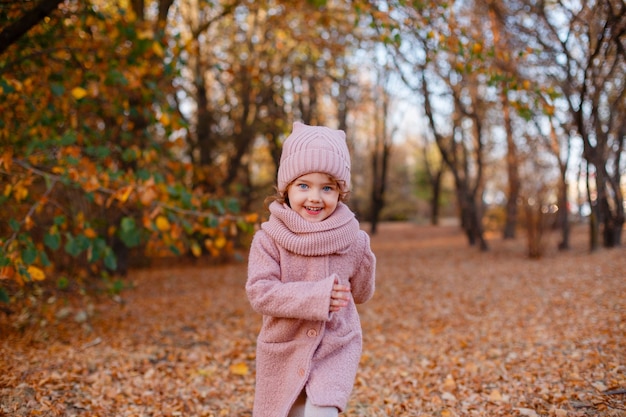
[0,0,64,56]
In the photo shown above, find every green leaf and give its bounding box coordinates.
[9,218,20,232]
[64,236,80,257]
[88,238,108,262]
[22,247,37,265]
[120,216,135,232]
[57,276,69,290]
[181,218,193,234]
[0,288,9,303]
[59,131,77,145]
[206,214,219,229]
[136,169,151,180]
[50,83,65,96]
[39,250,51,267]
[64,233,90,257]
[85,145,111,158]
[119,217,140,248]
[105,69,128,86]
[103,247,117,271]
[111,279,124,294]
[44,232,61,250]
[122,147,138,162]
[0,77,16,94]
[210,200,225,215]
[227,198,240,213]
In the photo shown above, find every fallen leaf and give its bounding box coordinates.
[229,362,249,376]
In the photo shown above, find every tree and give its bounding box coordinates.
[369,68,395,235]
[421,141,446,225]
[0,2,254,304]
[387,2,491,249]
[527,0,626,249]
[172,0,366,204]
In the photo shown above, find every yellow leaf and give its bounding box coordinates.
[84,228,98,239]
[137,29,154,40]
[27,266,45,281]
[152,42,164,57]
[155,215,170,231]
[1,149,12,171]
[190,241,202,257]
[115,186,133,203]
[229,362,249,376]
[159,113,170,127]
[214,236,226,249]
[24,216,34,231]
[14,183,28,202]
[71,87,88,100]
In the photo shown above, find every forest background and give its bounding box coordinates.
[0,0,625,312]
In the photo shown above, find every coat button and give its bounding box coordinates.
[307,329,317,337]
[298,368,305,377]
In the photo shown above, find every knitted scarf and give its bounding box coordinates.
[262,201,360,256]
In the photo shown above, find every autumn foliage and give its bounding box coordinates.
[0,3,256,303]
[1,224,624,416]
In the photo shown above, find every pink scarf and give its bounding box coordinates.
[262,201,360,256]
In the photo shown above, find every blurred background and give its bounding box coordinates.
[1,0,624,300]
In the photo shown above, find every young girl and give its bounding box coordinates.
[246,122,376,417]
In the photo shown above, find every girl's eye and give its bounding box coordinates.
[297,183,308,190]
[322,186,333,192]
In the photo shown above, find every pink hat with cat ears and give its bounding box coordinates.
[277,122,351,193]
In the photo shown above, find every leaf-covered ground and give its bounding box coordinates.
[1,223,624,416]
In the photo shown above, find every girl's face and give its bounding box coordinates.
[286,172,340,222]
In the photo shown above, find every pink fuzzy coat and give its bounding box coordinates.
[246,201,376,417]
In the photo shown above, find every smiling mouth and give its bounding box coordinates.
[305,206,323,212]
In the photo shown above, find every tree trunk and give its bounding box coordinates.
[430,170,442,225]
[556,179,570,250]
[369,132,390,235]
[586,163,600,251]
[502,95,519,239]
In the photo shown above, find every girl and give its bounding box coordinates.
[246,122,376,417]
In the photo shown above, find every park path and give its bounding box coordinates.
[1,223,625,416]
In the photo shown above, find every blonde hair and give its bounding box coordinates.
[264,174,349,210]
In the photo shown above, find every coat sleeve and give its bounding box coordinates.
[246,231,335,322]
[350,231,376,304]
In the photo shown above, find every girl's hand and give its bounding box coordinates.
[330,277,351,313]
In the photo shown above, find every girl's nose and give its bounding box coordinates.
[308,190,321,202]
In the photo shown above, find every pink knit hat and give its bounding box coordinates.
[277,122,351,193]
